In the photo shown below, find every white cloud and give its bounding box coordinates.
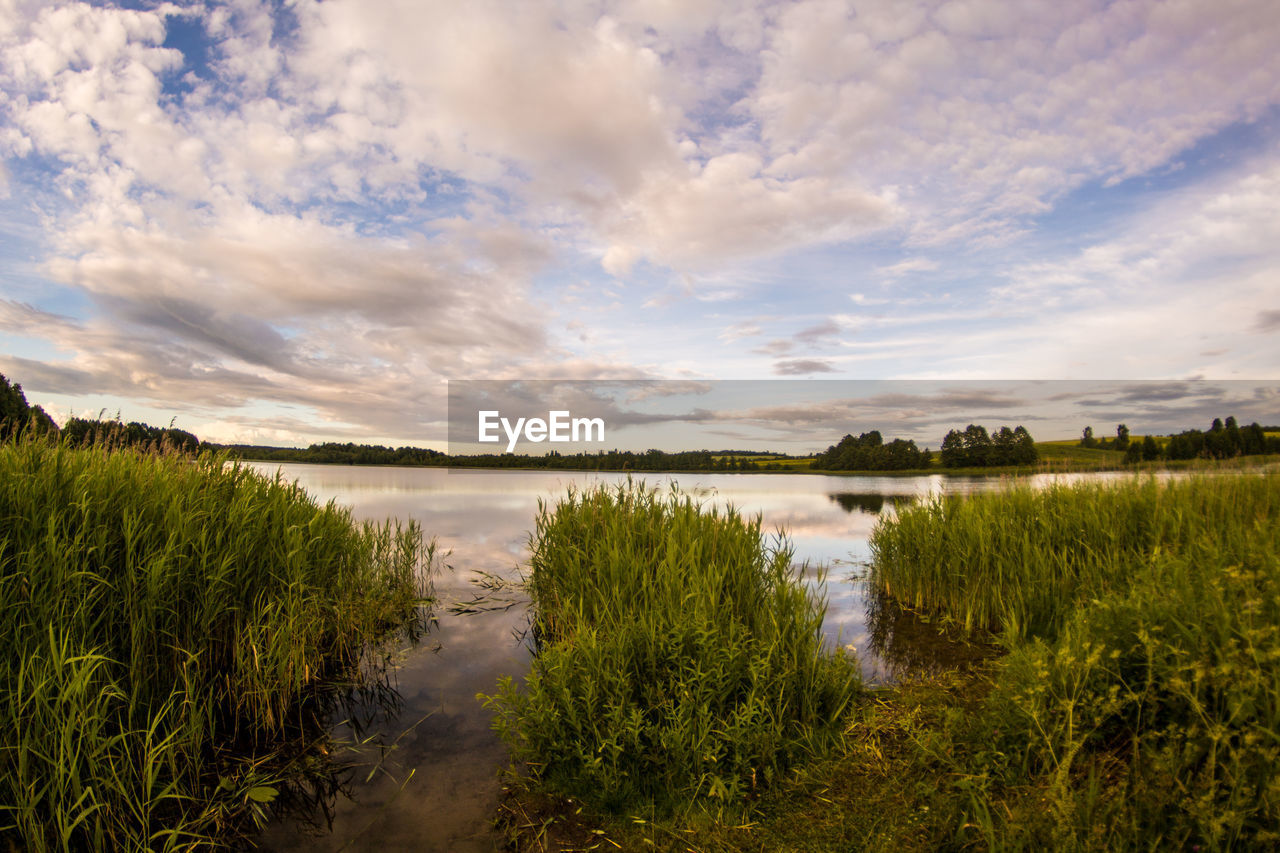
[1,0,1278,441]
[876,257,939,278]
[751,0,1280,244]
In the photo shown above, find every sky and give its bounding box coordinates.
[1,0,1278,450]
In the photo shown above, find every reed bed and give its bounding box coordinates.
[0,437,431,851]
[481,482,857,813]
[868,472,1280,848]
[869,473,1280,638]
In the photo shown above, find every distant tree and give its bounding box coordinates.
[961,424,992,466]
[0,373,59,438]
[1142,435,1161,461]
[1012,425,1038,464]
[813,429,928,471]
[1159,416,1275,461]
[1080,426,1097,448]
[1244,422,1266,455]
[27,405,59,436]
[1225,416,1242,456]
[1115,423,1130,451]
[940,429,966,468]
[939,424,1033,467]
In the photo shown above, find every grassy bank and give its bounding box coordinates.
[480,482,858,816]
[500,472,1280,851]
[863,472,1280,849]
[0,438,432,851]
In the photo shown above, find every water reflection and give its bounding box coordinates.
[862,590,998,681]
[828,491,919,515]
[268,648,415,836]
[250,464,1133,851]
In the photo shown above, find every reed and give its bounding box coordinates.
[481,482,857,813]
[0,436,432,850]
[869,473,1280,638]
[868,472,1280,848]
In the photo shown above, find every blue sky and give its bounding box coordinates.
[1,0,1278,448]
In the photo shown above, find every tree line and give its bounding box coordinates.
[811,430,932,471]
[939,424,1038,468]
[812,424,1038,471]
[230,442,792,471]
[1130,417,1278,463]
[1080,418,1280,463]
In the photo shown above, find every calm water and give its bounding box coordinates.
[253,465,1125,852]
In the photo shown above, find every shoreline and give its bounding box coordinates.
[235,453,1280,479]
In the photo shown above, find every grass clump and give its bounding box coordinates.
[481,482,857,814]
[869,473,1280,638]
[868,472,1280,849]
[0,437,431,851]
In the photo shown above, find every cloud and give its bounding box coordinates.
[751,0,1280,245]
[718,320,764,343]
[876,258,939,279]
[794,319,842,344]
[753,339,794,356]
[1,0,1278,443]
[773,358,837,375]
[1255,309,1280,333]
[601,152,893,275]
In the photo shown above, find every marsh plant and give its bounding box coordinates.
[0,437,433,851]
[481,482,858,813]
[870,473,1280,848]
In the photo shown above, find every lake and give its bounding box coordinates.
[252,464,1126,852]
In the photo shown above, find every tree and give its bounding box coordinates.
[961,424,992,466]
[1244,422,1266,455]
[1080,426,1096,448]
[0,373,59,438]
[940,429,965,468]
[0,373,29,435]
[1115,423,1130,451]
[1012,425,1038,464]
[813,430,928,471]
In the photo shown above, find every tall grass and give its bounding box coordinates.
[0,436,432,850]
[869,473,1280,638]
[868,472,1280,848]
[481,482,857,812]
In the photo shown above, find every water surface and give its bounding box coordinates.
[253,465,1122,851]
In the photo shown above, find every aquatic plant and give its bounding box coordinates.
[869,473,1280,637]
[481,482,857,813]
[0,436,432,850]
[870,473,1280,848]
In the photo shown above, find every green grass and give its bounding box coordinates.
[501,472,1280,851]
[480,481,858,815]
[1033,440,1126,467]
[0,437,432,851]
[865,473,1280,849]
[868,473,1280,638]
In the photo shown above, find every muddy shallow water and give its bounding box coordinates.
[251,465,1127,852]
